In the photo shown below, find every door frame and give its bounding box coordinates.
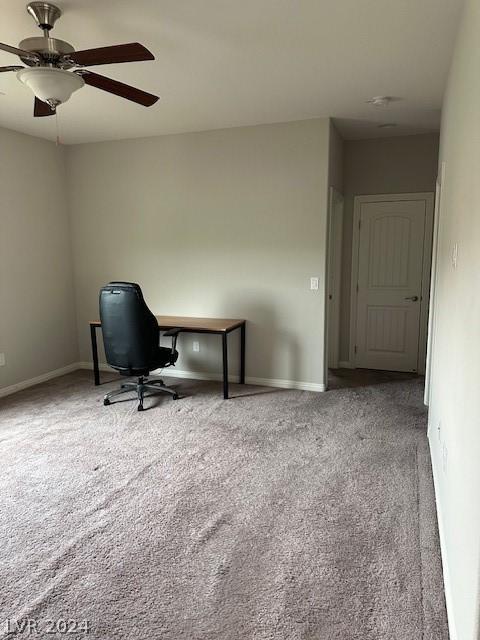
[424,164,445,404]
[326,187,344,371]
[348,192,435,373]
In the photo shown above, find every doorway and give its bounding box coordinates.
[349,193,434,373]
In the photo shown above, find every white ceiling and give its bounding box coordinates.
[0,0,464,144]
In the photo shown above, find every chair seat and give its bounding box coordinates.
[114,346,178,377]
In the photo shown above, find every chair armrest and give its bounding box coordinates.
[162,328,181,360]
[163,328,182,337]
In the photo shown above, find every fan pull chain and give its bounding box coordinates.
[55,109,61,146]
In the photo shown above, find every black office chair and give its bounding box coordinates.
[99,282,180,411]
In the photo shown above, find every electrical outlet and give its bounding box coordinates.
[0,353,5,366]
[192,341,200,352]
[310,277,319,291]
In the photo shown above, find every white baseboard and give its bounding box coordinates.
[0,363,79,399]
[428,436,457,640]
[338,360,354,369]
[78,362,325,393]
[245,375,324,392]
[0,362,326,399]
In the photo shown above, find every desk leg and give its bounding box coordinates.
[90,324,100,386]
[222,332,229,399]
[240,322,246,384]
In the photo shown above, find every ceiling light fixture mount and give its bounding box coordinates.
[366,96,393,108]
[27,2,62,34]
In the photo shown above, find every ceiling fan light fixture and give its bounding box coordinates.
[17,67,84,106]
[0,4,159,116]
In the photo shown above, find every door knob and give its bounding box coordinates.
[404,295,419,301]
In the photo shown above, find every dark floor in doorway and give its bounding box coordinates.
[328,367,419,390]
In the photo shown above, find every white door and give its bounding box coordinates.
[354,199,427,372]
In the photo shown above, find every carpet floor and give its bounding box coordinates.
[0,371,448,639]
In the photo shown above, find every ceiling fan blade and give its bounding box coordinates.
[34,97,55,117]
[65,43,154,68]
[0,65,24,73]
[0,42,39,62]
[78,70,159,107]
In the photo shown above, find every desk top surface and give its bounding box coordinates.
[90,315,245,333]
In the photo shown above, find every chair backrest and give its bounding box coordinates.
[99,282,159,374]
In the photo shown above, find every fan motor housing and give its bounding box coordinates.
[18,37,75,67]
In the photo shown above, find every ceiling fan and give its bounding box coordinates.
[0,2,159,117]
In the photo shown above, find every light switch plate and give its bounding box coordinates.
[0,353,5,366]
[192,341,200,352]
[310,277,319,291]
[442,443,448,473]
[452,243,458,269]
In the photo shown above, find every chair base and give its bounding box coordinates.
[103,376,178,411]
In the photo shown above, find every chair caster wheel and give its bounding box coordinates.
[172,394,179,400]
[138,405,144,411]
[103,398,110,406]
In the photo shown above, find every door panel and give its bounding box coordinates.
[366,306,408,353]
[355,200,426,371]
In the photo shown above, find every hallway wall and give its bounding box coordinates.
[427,0,480,637]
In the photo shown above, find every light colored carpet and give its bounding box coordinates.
[0,371,448,639]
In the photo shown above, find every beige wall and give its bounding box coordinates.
[66,118,331,388]
[428,1,480,637]
[339,133,439,362]
[0,127,78,390]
